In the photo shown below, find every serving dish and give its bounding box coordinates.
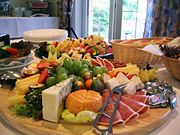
[0,88,172,135]
[0,35,178,135]
[162,56,180,80]
[111,37,173,66]
[23,29,68,43]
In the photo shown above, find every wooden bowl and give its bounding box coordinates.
[162,56,180,80]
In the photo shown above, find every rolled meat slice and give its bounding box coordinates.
[135,90,147,95]
[121,96,149,114]
[99,102,124,125]
[118,101,139,123]
[122,94,149,104]
[102,89,110,103]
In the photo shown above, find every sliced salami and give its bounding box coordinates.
[121,96,149,114]
[118,101,139,123]
[99,102,124,125]
[123,94,149,104]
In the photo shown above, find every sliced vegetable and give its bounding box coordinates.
[37,62,52,70]
[6,47,18,56]
[38,69,49,83]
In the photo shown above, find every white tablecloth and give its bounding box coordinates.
[0,68,180,135]
[0,17,59,38]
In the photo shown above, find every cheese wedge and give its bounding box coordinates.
[42,77,73,122]
[106,77,120,91]
[116,72,129,85]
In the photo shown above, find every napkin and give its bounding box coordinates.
[140,37,180,56]
[140,44,163,56]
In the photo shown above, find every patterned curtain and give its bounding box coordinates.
[144,0,180,37]
[58,0,74,29]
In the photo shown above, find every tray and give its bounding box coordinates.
[0,88,171,135]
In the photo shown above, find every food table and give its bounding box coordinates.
[0,17,59,38]
[0,68,179,135]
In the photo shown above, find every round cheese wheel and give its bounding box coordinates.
[66,90,103,114]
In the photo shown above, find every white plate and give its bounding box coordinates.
[23,29,68,43]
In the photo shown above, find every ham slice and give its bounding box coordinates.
[118,101,139,123]
[99,102,124,125]
[100,89,149,125]
[123,94,149,104]
[121,96,149,114]
[135,90,147,95]
[102,89,110,103]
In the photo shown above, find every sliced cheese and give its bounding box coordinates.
[42,77,73,122]
[116,72,129,85]
[102,73,111,84]
[115,64,140,75]
[124,82,136,94]
[106,77,120,91]
[129,76,144,90]
[124,76,144,94]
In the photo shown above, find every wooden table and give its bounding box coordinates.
[0,68,180,135]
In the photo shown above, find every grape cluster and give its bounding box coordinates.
[159,45,180,59]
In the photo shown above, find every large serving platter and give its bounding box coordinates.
[0,88,171,135]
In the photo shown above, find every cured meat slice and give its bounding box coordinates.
[121,96,149,114]
[136,90,147,95]
[102,89,110,103]
[123,94,149,104]
[118,101,139,123]
[99,102,124,125]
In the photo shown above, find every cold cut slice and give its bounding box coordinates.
[99,102,124,125]
[135,90,147,95]
[102,89,110,103]
[121,96,149,114]
[118,101,139,123]
[123,94,149,104]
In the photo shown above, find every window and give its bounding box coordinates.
[88,0,110,41]
[121,0,147,39]
[83,0,147,41]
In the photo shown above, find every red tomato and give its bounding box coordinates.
[6,48,18,56]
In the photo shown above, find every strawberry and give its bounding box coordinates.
[6,48,18,56]
[37,62,52,70]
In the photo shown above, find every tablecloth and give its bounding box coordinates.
[0,17,59,38]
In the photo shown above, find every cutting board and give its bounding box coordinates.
[0,88,172,135]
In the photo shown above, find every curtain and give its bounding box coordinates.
[58,0,74,29]
[144,0,180,37]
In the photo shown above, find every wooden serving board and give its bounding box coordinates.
[0,88,171,135]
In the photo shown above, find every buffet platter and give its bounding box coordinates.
[0,87,171,135]
[0,35,179,135]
